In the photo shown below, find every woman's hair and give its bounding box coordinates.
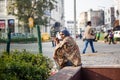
[61,29,70,36]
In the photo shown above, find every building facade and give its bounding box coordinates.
[78,9,104,32]
[114,0,120,24]
[46,0,65,34]
[0,0,18,35]
[78,12,87,33]
[88,9,104,28]
[0,0,65,38]
[104,7,115,30]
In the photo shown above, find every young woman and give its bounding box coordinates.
[53,30,81,69]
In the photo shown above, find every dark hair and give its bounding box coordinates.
[61,30,70,36]
[87,21,91,25]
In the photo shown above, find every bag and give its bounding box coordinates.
[82,35,86,41]
[82,37,86,41]
[90,30,95,35]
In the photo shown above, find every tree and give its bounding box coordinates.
[7,0,57,32]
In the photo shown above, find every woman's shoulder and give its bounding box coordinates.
[64,36,73,40]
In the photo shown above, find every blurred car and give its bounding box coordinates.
[114,31,120,38]
[41,33,50,41]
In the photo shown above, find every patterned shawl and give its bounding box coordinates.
[53,36,81,69]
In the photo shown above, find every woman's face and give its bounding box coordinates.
[59,32,65,39]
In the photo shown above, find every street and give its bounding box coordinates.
[0,39,120,66]
[0,39,120,57]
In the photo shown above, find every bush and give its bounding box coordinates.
[0,50,53,80]
[0,38,7,43]
[114,37,120,41]
[11,37,37,43]
[99,32,104,41]
[0,37,37,43]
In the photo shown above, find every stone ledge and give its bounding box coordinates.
[47,66,81,80]
[82,64,120,68]
[81,67,120,80]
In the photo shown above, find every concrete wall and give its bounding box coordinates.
[47,66,81,80]
[81,65,120,80]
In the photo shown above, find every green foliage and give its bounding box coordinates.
[7,0,57,26]
[0,38,37,43]
[0,38,6,43]
[0,50,54,80]
[114,37,120,41]
[11,37,37,43]
[99,32,120,42]
[99,32,104,40]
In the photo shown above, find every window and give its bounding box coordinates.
[0,0,5,13]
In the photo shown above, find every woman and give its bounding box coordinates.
[53,30,81,69]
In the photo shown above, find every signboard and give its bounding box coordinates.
[28,17,34,28]
[0,20,5,29]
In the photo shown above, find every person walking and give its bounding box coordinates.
[108,29,115,44]
[104,31,109,43]
[79,33,82,39]
[50,26,57,47]
[53,29,81,69]
[82,21,97,54]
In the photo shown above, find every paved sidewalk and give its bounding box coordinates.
[81,52,120,67]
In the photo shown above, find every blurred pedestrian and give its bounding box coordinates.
[108,29,115,44]
[53,29,81,69]
[96,32,100,40]
[104,31,109,43]
[79,33,82,39]
[50,27,57,47]
[82,21,97,54]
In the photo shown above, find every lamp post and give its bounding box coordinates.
[6,19,14,54]
[34,0,42,54]
[74,0,76,39]
[6,27,11,54]
[118,0,120,25]
[36,25,42,53]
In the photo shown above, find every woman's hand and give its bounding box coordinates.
[53,55,57,60]
[54,37,60,44]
